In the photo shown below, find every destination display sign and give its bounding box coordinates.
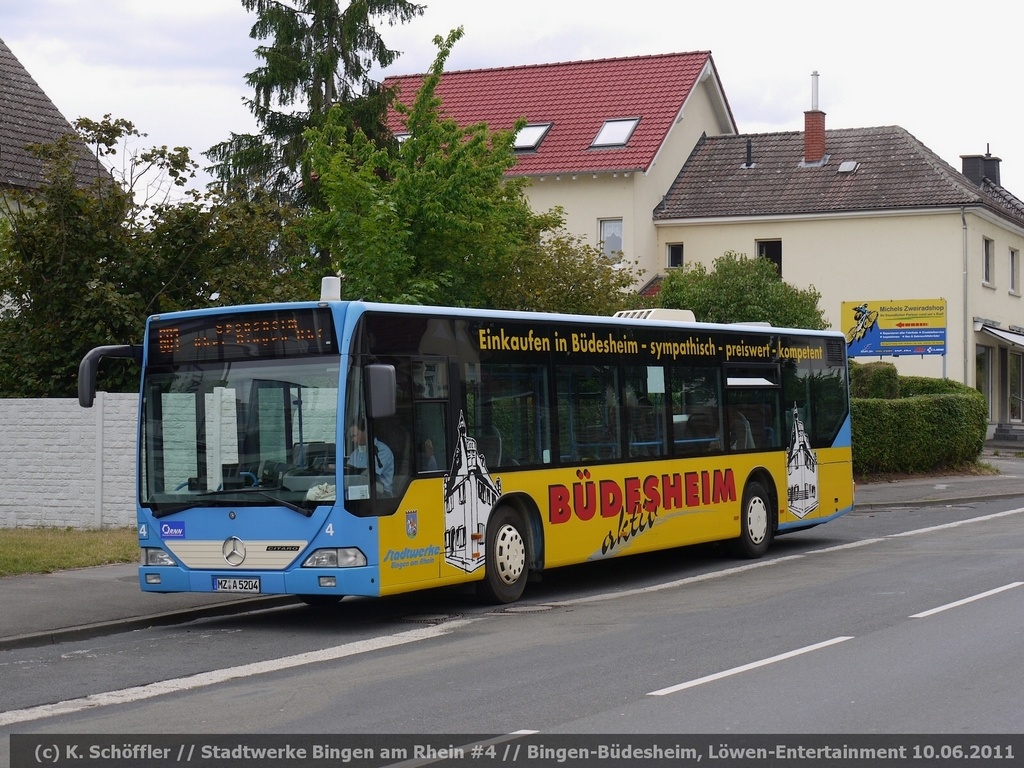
[148,308,337,365]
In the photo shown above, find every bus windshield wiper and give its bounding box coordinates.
[150,502,201,518]
[197,487,313,517]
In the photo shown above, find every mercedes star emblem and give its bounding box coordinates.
[222,536,246,566]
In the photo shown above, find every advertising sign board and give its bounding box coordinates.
[841,299,946,357]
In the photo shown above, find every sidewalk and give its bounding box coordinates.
[855,444,1024,509]
[0,566,296,651]
[1,446,1022,652]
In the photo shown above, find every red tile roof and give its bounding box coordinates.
[384,51,729,177]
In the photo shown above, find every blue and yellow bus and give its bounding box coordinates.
[79,278,854,604]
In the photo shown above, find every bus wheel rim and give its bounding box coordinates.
[494,523,526,585]
[747,497,768,544]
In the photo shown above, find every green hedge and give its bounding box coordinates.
[849,361,899,399]
[850,363,987,474]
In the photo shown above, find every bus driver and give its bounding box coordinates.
[347,417,395,496]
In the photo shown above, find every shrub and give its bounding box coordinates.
[851,367,987,474]
[849,360,899,399]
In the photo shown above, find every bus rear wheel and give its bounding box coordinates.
[479,506,529,604]
[729,480,773,559]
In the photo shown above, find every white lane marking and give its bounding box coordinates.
[648,636,854,696]
[547,554,804,606]
[0,619,478,727]
[910,582,1024,618]
[549,506,1024,607]
[887,506,1024,537]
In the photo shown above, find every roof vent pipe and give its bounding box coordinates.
[745,138,753,168]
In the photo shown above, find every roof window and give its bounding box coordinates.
[514,123,551,151]
[591,118,639,148]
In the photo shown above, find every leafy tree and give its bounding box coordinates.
[0,131,138,396]
[484,224,640,315]
[0,117,311,398]
[207,0,424,202]
[304,28,638,313]
[657,250,827,329]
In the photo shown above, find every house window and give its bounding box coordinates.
[592,118,639,148]
[756,239,782,273]
[667,243,684,269]
[1011,248,1020,295]
[599,219,623,259]
[514,123,551,151]
[983,238,995,285]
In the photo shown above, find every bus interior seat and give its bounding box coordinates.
[679,409,719,454]
[729,410,756,450]
[293,441,335,471]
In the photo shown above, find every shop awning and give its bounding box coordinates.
[979,324,1024,350]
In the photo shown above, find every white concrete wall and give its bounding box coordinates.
[0,393,137,529]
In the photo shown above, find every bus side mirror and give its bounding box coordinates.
[365,364,396,419]
[78,344,143,407]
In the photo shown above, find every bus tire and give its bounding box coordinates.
[479,506,529,604]
[729,480,773,559]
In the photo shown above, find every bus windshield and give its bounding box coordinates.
[141,357,340,516]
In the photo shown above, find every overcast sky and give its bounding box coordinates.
[4,0,1022,192]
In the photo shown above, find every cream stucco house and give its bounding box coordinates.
[655,107,1024,436]
[384,51,738,289]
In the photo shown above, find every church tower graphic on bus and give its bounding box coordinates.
[443,413,502,572]
[786,405,818,519]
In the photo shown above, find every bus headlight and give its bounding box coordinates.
[141,548,176,566]
[302,548,367,568]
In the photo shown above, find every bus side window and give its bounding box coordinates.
[669,364,723,456]
[415,401,447,473]
[411,360,449,474]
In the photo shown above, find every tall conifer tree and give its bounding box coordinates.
[207,0,423,203]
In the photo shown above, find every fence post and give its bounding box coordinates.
[94,390,104,528]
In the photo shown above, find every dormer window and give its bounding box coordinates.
[591,118,639,148]
[514,123,551,151]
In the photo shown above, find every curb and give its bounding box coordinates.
[0,595,298,652]
[854,489,1024,511]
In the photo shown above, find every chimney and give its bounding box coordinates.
[804,71,826,164]
[961,146,1001,187]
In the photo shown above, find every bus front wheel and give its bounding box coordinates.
[479,506,529,604]
[729,480,773,559]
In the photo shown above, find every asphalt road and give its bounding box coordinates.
[2,494,1022,749]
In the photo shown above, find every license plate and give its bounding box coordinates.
[213,577,261,593]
